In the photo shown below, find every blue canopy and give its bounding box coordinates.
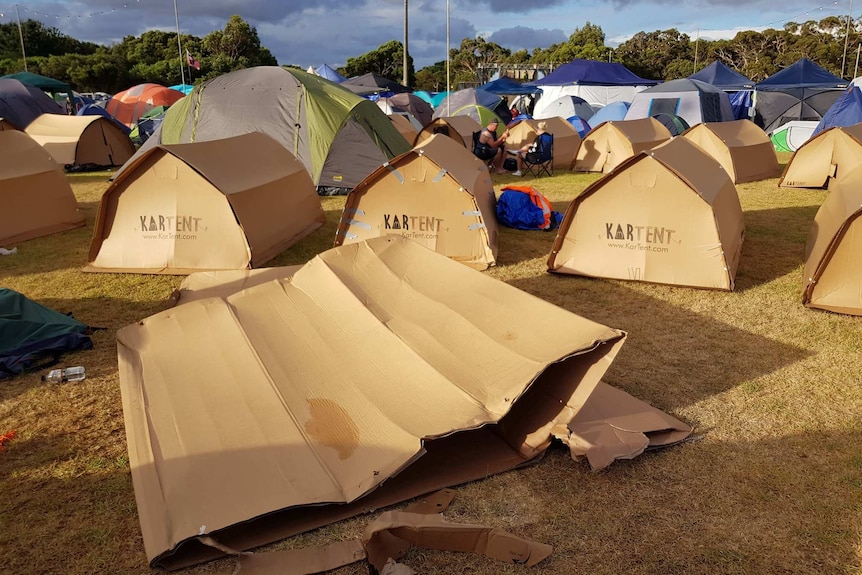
[531,59,658,86]
[315,64,346,83]
[479,76,540,95]
[689,61,754,90]
[755,58,847,91]
[813,86,862,136]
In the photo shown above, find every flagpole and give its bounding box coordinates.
[174,0,185,86]
[15,4,27,72]
[445,0,450,116]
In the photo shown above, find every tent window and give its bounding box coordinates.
[702,93,722,122]
[648,98,680,116]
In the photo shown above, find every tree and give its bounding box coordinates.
[202,15,277,79]
[533,22,608,64]
[615,29,693,80]
[448,37,510,85]
[342,40,414,85]
[414,60,446,91]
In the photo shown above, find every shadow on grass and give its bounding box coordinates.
[507,274,811,412]
[734,204,821,291]
[512,430,862,575]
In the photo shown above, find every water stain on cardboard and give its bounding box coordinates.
[305,398,360,460]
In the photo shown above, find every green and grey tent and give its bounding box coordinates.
[0,289,92,379]
[120,66,410,192]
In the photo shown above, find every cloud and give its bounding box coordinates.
[468,0,568,12]
[487,26,567,52]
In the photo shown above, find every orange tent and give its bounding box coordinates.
[105,83,185,128]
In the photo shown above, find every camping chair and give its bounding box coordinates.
[523,132,554,177]
[472,130,499,171]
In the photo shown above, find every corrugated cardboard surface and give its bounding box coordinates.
[25,114,134,166]
[86,132,324,274]
[682,120,781,183]
[550,137,744,291]
[574,118,672,173]
[802,171,862,315]
[414,116,481,149]
[505,117,581,171]
[336,134,498,269]
[118,236,629,568]
[0,130,84,245]
[779,124,862,188]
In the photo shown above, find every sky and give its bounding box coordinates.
[0,0,852,71]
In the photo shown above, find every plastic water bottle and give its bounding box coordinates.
[41,366,86,383]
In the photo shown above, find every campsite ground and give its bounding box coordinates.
[1,160,861,575]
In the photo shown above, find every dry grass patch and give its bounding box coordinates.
[0,163,861,575]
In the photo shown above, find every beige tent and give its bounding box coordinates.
[802,167,862,315]
[413,115,481,148]
[117,235,690,569]
[504,117,582,171]
[85,132,325,274]
[25,114,135,167]
[0,130,84,245]
[0,117,19,131]
[335,134,498,269]
[681,119,781,183]
[573,118,672,173]
[549,137,745,291]
[779,123,862,188]
[388,113,417,143]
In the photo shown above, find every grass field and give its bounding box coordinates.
[1,157,861,575]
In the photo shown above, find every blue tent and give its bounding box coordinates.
[813,86,862,136]
[566,116,591,138]
[479,76,541,95]
[689,61,754,90]
[530,59,658,86]
[588,101,630,126]
[315,64,346,83]
[169,84,194,94]
[754,58,848,132]
[0,78,64,128]
[77,103,131,134]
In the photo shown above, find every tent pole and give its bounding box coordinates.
[15,4,26,72]
[446,0,450,115]
[174,0,185,87]
[842,0,854,78]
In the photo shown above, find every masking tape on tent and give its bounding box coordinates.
[467,223,486,231]
[344,207,366,216]
[345,219,372,230]
[343,231,359,240]
[462,211,482,217]
[432,169,447,182]
[384,163,405,184]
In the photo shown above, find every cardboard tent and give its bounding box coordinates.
[625,79,735,127]
[123,67,409,192]
[119,235,690,569]
[778,123,862,189]
[388,113,418,142]
[754,58,847,133]
[433,88,510,123]
[681,119,781,183]
[25,114,135,167]
[802,167,862,315]
[334,134,498,269]
[0,78,64,129]
[0,130,84,245]
[550,137,745,291]
[505,117,582,171]
[449,103,503,129]
[530,58,658,111]
[414,115,481,148]
[770,120,817,152]
[573,118,672,173]
[86,132,325,274]
[105,83,185,128]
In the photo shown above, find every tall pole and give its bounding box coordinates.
[15,4,26,72]
[855,42,861,78]
[174,0,186,87]
[693,28,700,75]
[842,0,854,78]
[446,0,450,115]
[403,0,409,87]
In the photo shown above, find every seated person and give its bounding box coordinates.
[474,120,508,173]
[508,121,552,176]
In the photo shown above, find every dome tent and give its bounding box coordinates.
[626,79,735,127]
[681,120,781,184]
[25,114,135,168]
[778,123,862,189]
[0,78,64,129]
[414,115,482,148]
[124,67,409,193]
[105,83,185,128]
[573,118,672,174]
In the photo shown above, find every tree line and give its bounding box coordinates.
[1,15,860,94]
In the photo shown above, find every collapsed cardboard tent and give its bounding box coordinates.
[505,117,582,171]
[24,114,135,168]
[802,167,862,315]
[573,118,672,173]
[85,132,325,274]
[550,137,745,291]
[119,235,691,569]
[413,115,481,148]
[0,130,84,245]
[681,119,781,183]
[779,123,862,188]
[334,134,498,269]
